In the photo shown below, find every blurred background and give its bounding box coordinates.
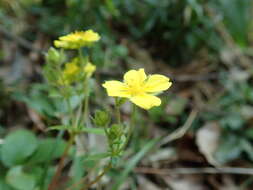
[1,0,253,189]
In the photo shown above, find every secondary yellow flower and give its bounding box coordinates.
[58,58,96,85]
[58,58,79,85]
[63,61,79,76]
[102,69,172,109]
[54,29,100,49]
[84,62,96,77]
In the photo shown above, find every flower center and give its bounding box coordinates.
[126,84,144,96]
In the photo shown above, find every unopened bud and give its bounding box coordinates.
[108,124,124,141]
[45,47,61,64]
[93,110,111,127]
[115,97,127,107]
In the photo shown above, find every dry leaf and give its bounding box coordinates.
[137,175,160,190]
[196,122,221,166]
[163,175,209,190]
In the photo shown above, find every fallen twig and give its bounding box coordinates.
[135,167,253,175]
[159,109,198,146]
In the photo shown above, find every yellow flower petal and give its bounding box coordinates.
[64,62,79,75]
[54,40,68,48]
[82,29,100,42]
[102,81,130,98]
[84,62,96,77]
[123,68,146,86]
[130,94,161,110]
[144,74,172,93]
[54,30,100,49]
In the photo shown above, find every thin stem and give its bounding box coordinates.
[66,98,74,126]
[48,133,75,190]
[84,85,89,123]
[115,98,121,124]
[78,48,90,125]
[119,104,136,152]
[74,102,83,128]
[82,163,112,190]
[78,48,84,65]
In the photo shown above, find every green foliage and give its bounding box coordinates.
[215,133,242,163]
[1,0,253,188]
[48,125,105,135]
[6,166,36,190]
[12,84,65,117]
[5,0,251,65]
[1,130,38,167]
[93,109,111,127]
[43,47,66,85]
[0,179,14,190]
[216,0,252,46]
[28,138,66,164]
[0,129,66,189]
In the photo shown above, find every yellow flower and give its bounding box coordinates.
[102,68,172,110]
[63,61,79,76]
[59,58,80,85]
[84,62,96,77]
[54,29,100,49]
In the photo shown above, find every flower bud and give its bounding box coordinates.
[93,110,111,127]
[115,97,127,107]
[45,47,61,64]
[108,124,124,141]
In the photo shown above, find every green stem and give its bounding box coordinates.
[78,48,84,64]
[119,104,136,152]
[84,84,89,123]
[115,98,121,124]
[74,102,83,128]
[78,48,88,67]
[78,48,90,125]
[66,98,75,126]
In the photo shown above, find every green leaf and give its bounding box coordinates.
[215,134,242,164]
[6,166,36,190]
[84,153,110,161]
[47,125,70,131]
[48,125,105,135]
[0,130,38,167]
[112,138,159,190]
[220,113,244,130]
[240,139,253,161]
[0,178,14,190]
[79,127,105,135]
[28,138,66,164]
[244,128,253,139]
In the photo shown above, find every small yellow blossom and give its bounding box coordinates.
[84,62,96,77]
[58,58,96,85]
[54,29,100,49]
[58,58,80,85]
[102,68,172,110]
[63,61,79,76]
